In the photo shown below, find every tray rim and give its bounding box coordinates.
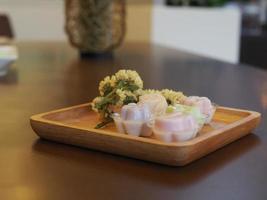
[30,103,261,148]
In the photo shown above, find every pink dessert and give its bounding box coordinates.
[153,113,199,142]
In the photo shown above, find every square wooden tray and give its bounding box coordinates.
[30,103,261,166]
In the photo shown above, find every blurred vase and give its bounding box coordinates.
[65,0,126,55]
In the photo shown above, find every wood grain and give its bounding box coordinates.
[30,103,261,166]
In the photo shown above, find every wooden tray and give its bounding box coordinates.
[30,103,261,166]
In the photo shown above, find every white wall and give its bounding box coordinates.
[152,6,241,63]
[0,0,66,41]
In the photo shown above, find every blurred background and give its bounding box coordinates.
[0,0,267,66]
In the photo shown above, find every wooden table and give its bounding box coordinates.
[1,42,267,200]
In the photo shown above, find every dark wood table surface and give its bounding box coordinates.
[1,42,267,200]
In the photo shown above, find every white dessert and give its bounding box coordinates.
[112,95,215,143]
[112,103,153,137]
[152,112,199,142]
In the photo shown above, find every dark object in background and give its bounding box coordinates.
[166,0,183,6]
[165,0,226,7]
[241,2,262,36]
[240,30,267,68]
[239,2,267,68]
[0,14,14,39]
[79,51,113,60]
